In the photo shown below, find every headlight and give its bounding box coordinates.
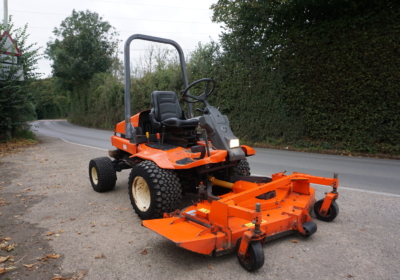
[229,139,240,149]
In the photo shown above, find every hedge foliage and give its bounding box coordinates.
[211,0,400,154]
[0,21,41,140]
[36,2,399,154]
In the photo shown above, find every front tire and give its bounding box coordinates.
[128,161,181,220]
[89,157,117,192]
[231,158,251,176]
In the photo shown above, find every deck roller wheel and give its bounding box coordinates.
[89,157,117,192]
[314,199,339,222]
[301,221,317,238]
[235,237,265,272]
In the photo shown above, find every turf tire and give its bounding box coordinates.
[89,157,117,192]
[128,160,181,220]
[231,158,251,176]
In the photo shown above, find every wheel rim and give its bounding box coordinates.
[132,176,151,212]
[91,167,98,185]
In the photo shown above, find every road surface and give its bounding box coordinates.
[30,120,400,195]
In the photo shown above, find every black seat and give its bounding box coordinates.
[149,91,199,129]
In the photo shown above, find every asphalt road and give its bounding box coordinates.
[30,120,400,195]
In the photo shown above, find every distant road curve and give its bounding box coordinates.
[30,120,400,195]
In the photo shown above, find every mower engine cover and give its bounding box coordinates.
[199,106,245,162]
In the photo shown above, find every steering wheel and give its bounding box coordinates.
[181,78,216,103]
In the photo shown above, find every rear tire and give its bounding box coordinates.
[89,157,117,192]
[128,161,181,220]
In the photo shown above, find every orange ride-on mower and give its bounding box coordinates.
[88,34,340,272]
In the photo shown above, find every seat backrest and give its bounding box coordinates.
[151,91,183,122]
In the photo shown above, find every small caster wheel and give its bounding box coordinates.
[301,221,317,238]
[314,199,339,222]
[236,237,265,272]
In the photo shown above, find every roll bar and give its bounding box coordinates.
[124,34,192,140]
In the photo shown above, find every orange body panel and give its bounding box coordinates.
[240,145,256,156]
[111,135,228,169]
[111,110,234,169]
[114,111,144,134]
[143,172,338,255]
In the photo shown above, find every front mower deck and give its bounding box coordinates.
[143,172,339,271]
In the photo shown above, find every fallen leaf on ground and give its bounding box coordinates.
[51,277,68,280]
[94,254,105,259]
[46,254,61,259]
[4,238,11,241]
[5,266,17,271]
[70,218,75,221]
[5,244,16,252]
[46,231,54,236]
[74,270,87,279]
[140,249,147,255]
[347,275,355,278]
[58,230,66,233]
[0,267,5,274]
[23,263,36,268]
[55,234,60,237]
[290,239,298,243]
[114,207,121,210]
[0,256,9,263]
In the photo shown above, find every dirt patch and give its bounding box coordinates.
[0,139,37,158]
[0,142,85,280]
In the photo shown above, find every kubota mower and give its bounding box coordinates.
[88,34,340,272]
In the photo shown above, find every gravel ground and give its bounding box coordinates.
[0,135,399,280]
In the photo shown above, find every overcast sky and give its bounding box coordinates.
[1,0,222,78]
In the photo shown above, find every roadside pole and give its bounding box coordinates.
[3,0,7,32]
